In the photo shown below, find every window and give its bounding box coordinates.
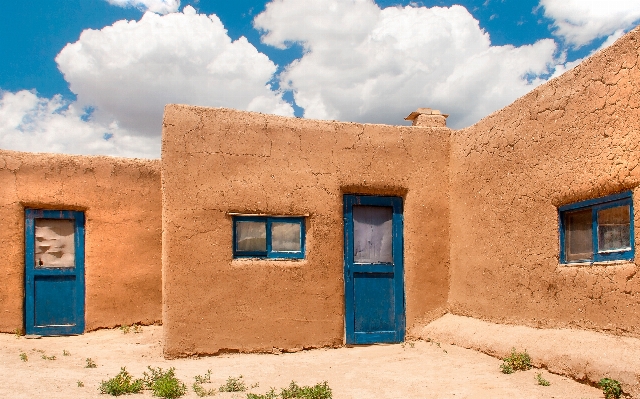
[233,216,305,259]
[559,191,634,263]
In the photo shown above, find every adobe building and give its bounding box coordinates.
[161,24,640,358]
[1,18,639,395]
[161,105,451,355]
[0,150,162,334]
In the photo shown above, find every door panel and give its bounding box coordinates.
[344,195,404,344]
[25,209,85,335]
[34,275,77,326]
[353,272,395,332]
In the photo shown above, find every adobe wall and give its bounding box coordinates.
[161,106,450,356]
[0,149,162,332]
[449,27,640,336]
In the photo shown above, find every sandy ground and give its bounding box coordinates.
[0,326,604,399]
[418,314,640,398]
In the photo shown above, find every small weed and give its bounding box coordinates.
[41,354,56,360]
[143,366,187,399]
[219,375,247,392]
[14,328,23,338]
[401,341,416,349]
[194,370,212,385]
[247,388,278,399]
[36,349,45,353]
[86,358,98,368]
[193,382,217,397]
[424,338,447,353]
[248,381,332,399]
[78,381,85,387]
[120,324,143,334]
[598,378,623,399]
[99,367,144,396]
[500,348,532,374]
[192,370,216,397]
[280,381,332,399]
[19,352,28,362]
[63,350,71,356]
[535,373,550,386]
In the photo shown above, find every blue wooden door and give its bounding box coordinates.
[344,195,404,344]
[25,209,85,335]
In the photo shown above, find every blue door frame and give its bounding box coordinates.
[25,209,85,336]
[344,195,405,344]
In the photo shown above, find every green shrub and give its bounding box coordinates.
[99,367,144,396]
[19,352,28,362]
[143,366,186,399]
[535,373,550,386]
[219,375,248,392]
[500,348,532,374]
[599,378,623,399]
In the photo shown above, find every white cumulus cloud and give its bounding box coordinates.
[55,5,293,138]
[540,0,640,47]
[1,6,292,158]
[255,0,557,128]
[0,90,159,158]
[106,0,180,14]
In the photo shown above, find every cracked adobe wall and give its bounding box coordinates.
[449,27,640,335]
[162,106,450,356]
[0,149,162,332]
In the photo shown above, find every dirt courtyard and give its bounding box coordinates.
[0,326,604,398]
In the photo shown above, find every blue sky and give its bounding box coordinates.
[1,0,639,158]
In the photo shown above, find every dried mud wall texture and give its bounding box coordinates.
[449,27,640,336]
[0,149,162,332]
[161,106,451,356]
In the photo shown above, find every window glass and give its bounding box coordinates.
[598,205,631,252]
[236,221,266,252]
[271,222,301,252]
[234,216,304,258]
[35,219,75,268]
[353,205,393,263]
[560,191,634,263]
[564,209,593,262]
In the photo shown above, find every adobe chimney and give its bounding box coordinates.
[405,108,448,127]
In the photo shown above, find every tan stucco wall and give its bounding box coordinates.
[0,149,162,332]
[448,27,640,335]
[162,106,450,356]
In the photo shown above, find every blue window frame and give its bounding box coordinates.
[559,191,634,263]
[233,216,305,259]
